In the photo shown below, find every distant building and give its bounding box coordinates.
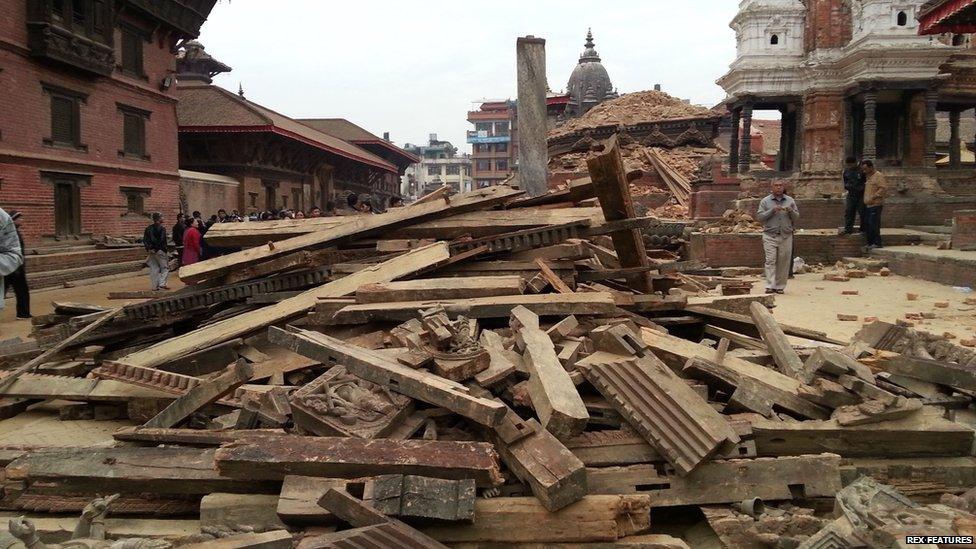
[467,101,517,188]
[402,135,471,197]
[565,29,618,118]
[0,0,216,244]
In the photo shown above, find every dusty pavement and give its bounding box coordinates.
[0,271,185,340]
[752,272,976,342]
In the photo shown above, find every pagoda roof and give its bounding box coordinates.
[176,84,398,173]
[297,118,420,166]
[919,0,976,34]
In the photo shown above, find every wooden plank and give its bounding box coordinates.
[5,447,277,495]
[884,354,976,391]
[364,474,476,522]
[751,408,974,457]
[181,186,521,283]
[117,243,450,369]
[489,406,587,511]
[325,293,620,324]
[749,302,805,379]
[204,208,605,247]
[534,258,573,293]
[144,360,254,428]
[355,276,525,303]
[113,427,287,446]
[419,496,651,544]
[222,248,342,285]
[215,436,504,486]
[585,135,653,293]
[276,476,365,525]
[512,306,588,439]
[179,531,293,549]
[268,327,506,426]
[0,307,125,394]
[0,373,172,402]
[686,305,845,345]
[587,454,841,506]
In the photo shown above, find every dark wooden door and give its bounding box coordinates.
[53,181,81,237]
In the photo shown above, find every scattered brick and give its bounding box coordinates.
[864,316,878,323]
[845,270,867,278]
[836,314,858,321]
[879,267,891,277]
[906,293,919,301]
[841,290,859,295]
[944,332,958,340]
[934,302,949,308]
[961,339,976,348]
[824,274,850,282]
[921,312,937,319]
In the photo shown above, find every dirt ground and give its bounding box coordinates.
[2,269,973,346]
[0,270,185,340]
[751,272,976,342]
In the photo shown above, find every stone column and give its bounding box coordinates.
[793,102,803,172]
[738,104,753,173]
[729,108,741,174]
[924,89,938,167]
[862,91,877,161]
[950,109,962,168]
[516,35,548,197]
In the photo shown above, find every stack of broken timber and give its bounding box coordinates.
[0,140,974,548]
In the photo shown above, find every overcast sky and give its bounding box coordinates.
[199,1,739,153]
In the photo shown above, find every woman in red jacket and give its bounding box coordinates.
[182,218,203,269]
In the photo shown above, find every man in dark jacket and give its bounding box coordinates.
[172,213,186,266]
[5,211,30,318]
[143,212,169,291]
[840,156,866,235]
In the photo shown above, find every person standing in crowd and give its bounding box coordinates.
[756,181,799,294]
[839,157,866,235]
[171,213,186,266]
[309,206,322,218]
[861,160,888,251]
[182,218,203,269]
[143,212,169,291]
[0,207,23,318]
[5,211,29,319]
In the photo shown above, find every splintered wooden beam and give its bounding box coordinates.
[364,474,476,522]
[749,302,805,380]
[144,360,254,429]
[512,306,588,439]
[534,258,574,293]
[268,327,506,426]
[585,135,653,293]
[117,243,450,369]
[489,406,587,511]
[181,186,521,283]
[214,436,504,487]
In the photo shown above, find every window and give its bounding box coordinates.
[494,121,510,135]
[496,160,508,171]
[476,160,491,171]
[446,165,460,175]
[475,122,492,133]
[896,11,907,26]
[770,34,779,45]
[120,186,151,217]
[496,142,508,153]
[42,84,86,150]
[953,34,966,46]
[118,104,150,159]
[427,165,441,176]
[120,25,146,77]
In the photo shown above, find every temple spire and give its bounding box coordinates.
[585,28,594,49]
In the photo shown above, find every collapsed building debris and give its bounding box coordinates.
[0,137,975,547]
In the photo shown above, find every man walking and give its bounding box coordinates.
[861,160,888,251]
[0,207,23,319]
[756,181,799,294]
[840,156,866,235]
[5,211,30,318]
[143,212,170,291]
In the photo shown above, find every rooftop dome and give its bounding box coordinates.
[566,29,617,115]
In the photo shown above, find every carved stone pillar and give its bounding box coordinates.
[862,91,877,161]
[842,97,853,160]
[924,89,938,168]
[950,109,962,168]
[729,108,741,174]
[739,104,753,173]
[793,102,803,172]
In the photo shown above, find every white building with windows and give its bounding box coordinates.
[401,134,473,198]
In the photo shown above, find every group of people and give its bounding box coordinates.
[759,158,888,294]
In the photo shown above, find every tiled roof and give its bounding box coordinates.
[298,118,420,164]
[176,85,397,173]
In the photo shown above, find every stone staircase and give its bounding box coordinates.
[24,244,147,290]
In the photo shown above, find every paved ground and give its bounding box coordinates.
[750,272,976,342]
[0,270,185,340]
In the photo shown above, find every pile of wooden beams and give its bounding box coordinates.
[1,139,975,547]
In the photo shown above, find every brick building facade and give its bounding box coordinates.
[0,0,215,244]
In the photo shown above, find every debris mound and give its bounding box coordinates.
[550,90,714,138]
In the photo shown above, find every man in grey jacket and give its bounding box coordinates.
[756,181,799,294]
[0,208,24,313]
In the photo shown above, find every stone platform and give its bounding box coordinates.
[689,229,945,268]
[731,196,976,230]
[869,246,976,288]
